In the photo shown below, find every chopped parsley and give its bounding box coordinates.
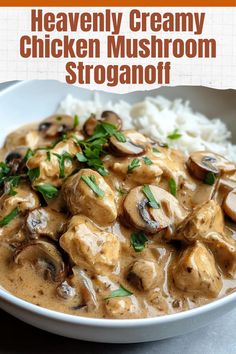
[169,178,177,196]
[128,158,140,173]
[152,147,160,153]
[73,115,79,129]
[35,184,58,200]
[81,175,104,198]
[113,131,126,143]
[105,284,133,300]
[142,184,160,209]
[76,152,87,162]
[204,172,216,185]
[0,208,19,227]
[130,231,148,252]
[5,176,21,196]
[167,129,182,140]
[143,156,153,165]
[28,168,40,182]
[53,152,74,178]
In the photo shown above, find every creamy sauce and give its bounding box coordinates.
[0,114,236,319]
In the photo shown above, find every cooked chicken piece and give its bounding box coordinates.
[174,200,236,275]
[112,157,163,184]
[173,242,222,297]
[105,296,143,319]
[27,138,80,187]
[127,260,163,291]
[174,200,224,243]
[26,207,67,240]
[4,126,41,150]
[62,169,117,226]
[0,183,40,218]
[60,215,120,274]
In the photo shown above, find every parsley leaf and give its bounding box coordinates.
[5,176,21,196]
[152,147,160,153]
[204,172,216,185]
[24,148,34,161]
[76,152,87,162]
[81,175,105,198]
[28,168,40,182]
[167,129,182,140]
[128,158,140,173]
[142,184,160,209]
[0,208,19,227]
[35,184,58,200]
[73,115,79,129]
[114,131,126,143]
[143,156,153,165]
[169,178,177,196]
[53,152,74,178]
[130,232,148,252]
[105,284,133,300]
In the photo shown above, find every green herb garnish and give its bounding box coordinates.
[130,232,148,252]
[167,129,182,140]
[73,115,79,129]
[204,172,216,185]
[128,158,140,173]
[0,208,19,226]
[143,157,153,165]
[169,178,177,196]
[53,152,74,178]
[35,184,58,200]
[28,168,40,182]
[116,187,128,196]
[76,152,87,162]
[152,147,160,153]
[6,176,21,196]
[81,175,104,198]
[142,184,160,209]
[105,284,133,300]
[114,131,126,142]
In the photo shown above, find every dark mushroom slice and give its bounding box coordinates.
[123,185,186,234]
[187,151,236,181]
[38,115,74,138]
[109,130,148,157]
[83,114,98,137]
[14,240,66,282]
[223,188,236,222]
[5,147,28,175]
[101,111,122,130]
[26,207,67,241]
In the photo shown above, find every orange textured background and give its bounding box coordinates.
[2,0,236,6]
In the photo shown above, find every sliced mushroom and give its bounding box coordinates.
[56,281,76,300]
[101,111,122,130]
[14,240,65,282]
[109,130,148,157]
[223,189,236,222]
[187,151,236,181]
[83,114,98,137]
[38,115,74,138]
[26,207,67,240]
[172,242,222,298]
[62,169,117,226]
[123,186,186,234]
[105,295,142,319]
[127,260,163,291]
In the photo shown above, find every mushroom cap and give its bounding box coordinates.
[83,114,98,137]
[109,130,148,157]
[14,240,65,282]
[101,111,122,130]
[123,185,186,234]
[223,189,236,222]
[38,115,74,138]
[187,151,236,181]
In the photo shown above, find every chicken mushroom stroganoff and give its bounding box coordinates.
[1,110,236,319]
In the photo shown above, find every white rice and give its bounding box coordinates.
[57,94,236,162]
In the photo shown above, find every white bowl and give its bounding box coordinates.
[0,80,236,343]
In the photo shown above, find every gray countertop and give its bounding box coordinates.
[0,81,236,354]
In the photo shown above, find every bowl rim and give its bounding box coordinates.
[0,80,236,328]
[1,286,236,327]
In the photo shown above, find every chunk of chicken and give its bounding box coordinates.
[111,157,163,185]
[127,260,163,291]
[27,138,80,187]
[62,169,117,226]
[174,200,224,243]
[174,200,236,275]
[0,183,40,218]
[173,242,222,297]
[4,126,41,150]
[60,215,120,274]
[105,296,143,319]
